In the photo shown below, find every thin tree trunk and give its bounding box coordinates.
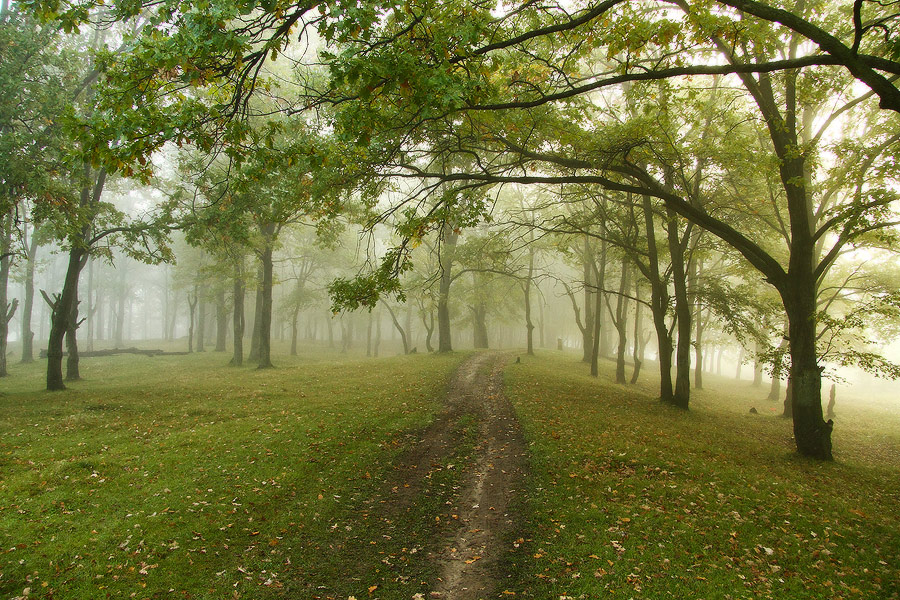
[642,195,674,403]
[524,245,535,356]
[0,214,16,377]
[248,263,264,362]
[611,257,630,384]
[197,295,206,352]
[215,285,228,351]
[65,288,82,380]
[422,308,434,353]
[438,225,458,352]
[630,282,643,384]
[374,310,381,357]
[20,224,38,363]
[667,208,692,409]
[256,225,275,369]
[291,307,300,356]
[384,303,409,354]
[230,257,245,366]
[187,287,198,353]
[366,310,373,357]
[582,235,595,363]
[590,238,606,377]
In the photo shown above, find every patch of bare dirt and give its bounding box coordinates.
[423,351,529,600]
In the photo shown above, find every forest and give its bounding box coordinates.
[2,0,900,597]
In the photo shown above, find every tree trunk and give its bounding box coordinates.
[538,294,545,348]
[292,307,300,356]
[582,235,595,363]
[590,237,606,377]
[20,224,38,363]
[65,288,81,381]
[215,286,228,351]
[385,303,409,354]
[47,168,106,390]
[753,340,764,386]
[642,195,674,403]
[115,264,127,347]
[826,384,836,420]
[630,282,643,384]
[473,296,489,349]
[667,208,691,409]
[197,294,206,352]
[768,336,787,401]
[327,311,334,348]
[46,247,88,390]
[438,225,458,352]
[0,214,16,377]
[691,256,705,390]
[374,310,381,357]
[230,257,245,366]
[422,308,434,353]
[248,263,264,362]
[612,257,630,384]
[524,245,535,356]
[256,226,275,369]
[188,287,198,353]
[366,310,373,357]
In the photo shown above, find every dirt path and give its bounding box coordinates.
[423,351,529,599]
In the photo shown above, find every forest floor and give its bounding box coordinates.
[1,343,898,599]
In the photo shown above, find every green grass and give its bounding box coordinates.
[4,345,898,599]
[0,346,468,600]
[503,351,900,599]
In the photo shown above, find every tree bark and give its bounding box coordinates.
[666,208,692,409]
[630,281,644,384]
[20,223,38,363]
[47,167,106,390]
[524,245,535,356]
[115,262,127,347]
[438,225,458,352]
[197,294,206,352]
[642,195,674,403]
[65,289,82,380]
[248,262,264,362]
[215,285,228,351]
[46,247,88,390]
[230,257,245,366]
[590,237,606,377]
[421,307,434,352]
[611,256,630,384]
[187,287,198,353]
[291,306,300,356]
[582,235,595,363]
[385,303,409,354]
[256,224,275,369]
[0,214,15,377]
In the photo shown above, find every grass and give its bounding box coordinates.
[503,351,900,599]
[0,345,469,600]
[3,344,898,600]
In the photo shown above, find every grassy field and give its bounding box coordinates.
[0,346,469,600]
[503,351,900,599]
[2,345,898,600]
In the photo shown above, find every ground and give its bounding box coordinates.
[1,345,898,599]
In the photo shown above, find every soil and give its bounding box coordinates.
[402,351,530,599]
